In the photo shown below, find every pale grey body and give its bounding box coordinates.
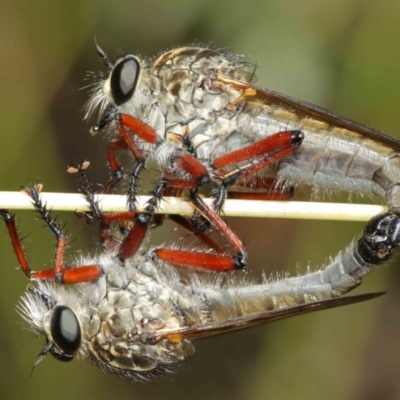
[23,45,398,378]
[21,237,377,380]
[88,46,400,206]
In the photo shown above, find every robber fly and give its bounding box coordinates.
[1,185,398,380]
[84,44,400,272]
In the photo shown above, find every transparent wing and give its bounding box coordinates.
[220,75,400,149]
[156,292,384,341]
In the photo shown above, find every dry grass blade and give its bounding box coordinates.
[0,191,386,221]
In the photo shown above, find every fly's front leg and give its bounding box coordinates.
[93,112,158,211]
[104,138,127,193]
[0,186,102,284]
[100,135,145,206]
[211,130,304,212]
[116,114,158,212]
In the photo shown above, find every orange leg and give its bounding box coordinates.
[89,115,304,271]
[96,113,159,209]
[134,129,303,271]
[210,130,303,212]
[151,131,304,270]
[137,153,248,269]
[153,248,238,272]
[0,186,102,284]
[104,138,128,193]
[73,159,245,271]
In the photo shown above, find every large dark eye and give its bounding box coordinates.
[50,306,81,360]
[110,55,141,106]
[49,347,75,363]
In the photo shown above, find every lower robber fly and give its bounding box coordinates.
[84,44,400,272]
[1,185,399,380]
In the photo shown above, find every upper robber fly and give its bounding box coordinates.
[84,44,400,275]
[85,44,308,271]
[85,44,400,211]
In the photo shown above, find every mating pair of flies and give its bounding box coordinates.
[2,44,400,376]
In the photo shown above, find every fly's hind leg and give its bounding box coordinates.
[210,130,304,213]
[167,129,301,238]
[0,185,102,284]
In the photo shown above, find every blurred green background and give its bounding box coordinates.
[1,1,400,399]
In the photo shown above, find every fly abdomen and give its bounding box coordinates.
[277,124,400,204]
[372,154,400,207]
[198,207,400,325]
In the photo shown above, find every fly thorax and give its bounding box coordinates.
[150,55,247,161]
[87,294,193,375]
[99,47,255,166]
[81,259,196,377]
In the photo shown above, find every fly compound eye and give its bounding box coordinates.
[50,306,81,361]
[49,346,75,363]
[110,54,141,106]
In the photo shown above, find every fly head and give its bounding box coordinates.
[19,285,84,369]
